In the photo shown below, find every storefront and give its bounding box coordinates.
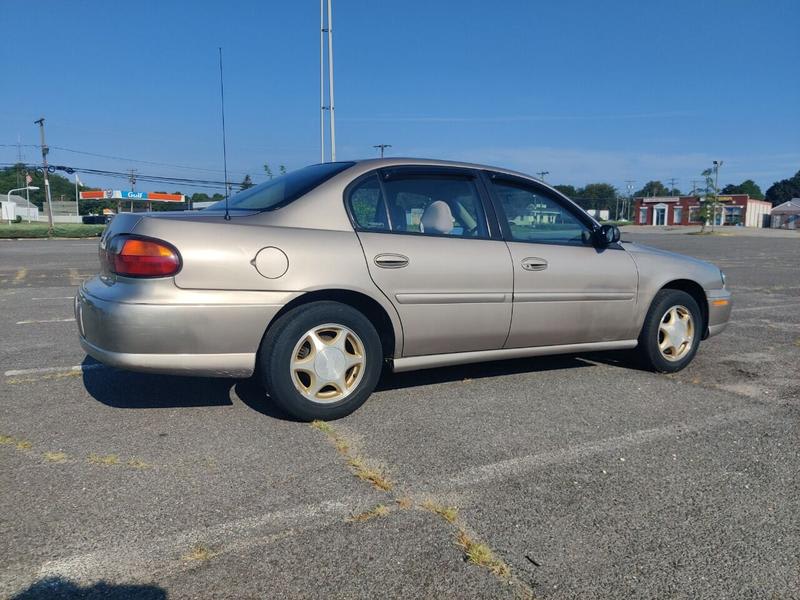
[633,194,771,227]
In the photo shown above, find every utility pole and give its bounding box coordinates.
[373,144,391,158]
[34,118,54,233]
[535,170,549,181]
[128,169,137,213]
[667,177,678,196]
[690,179,701,196]
[624,180,635,222]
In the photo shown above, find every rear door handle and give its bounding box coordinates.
[521,257,548,271]
[374,253,409,269]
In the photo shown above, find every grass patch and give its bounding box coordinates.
[0,435,33,450]
[0,222,105,239]
[183,543,217,562]
[456,530,510,578]
[310,419,335,435]
[422,500,458,523]
[347,504,391,523]
[346,456,393,491]
[43,451,68,463]
[88,453,119,466]
[310,420,393,491]
[396,497,413,509]
[127,458,152,470]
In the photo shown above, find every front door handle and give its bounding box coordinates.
[374,253,409,269]
[521,257,548,271]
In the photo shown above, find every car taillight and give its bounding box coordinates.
[105,235,181,278]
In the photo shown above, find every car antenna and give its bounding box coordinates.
[218,46,231,221]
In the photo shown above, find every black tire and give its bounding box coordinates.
[637,289,702,373]
[259,301,383,421]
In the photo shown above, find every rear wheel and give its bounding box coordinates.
[260,301,383,421]
[638,289,702,372]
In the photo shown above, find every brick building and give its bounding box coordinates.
[633,194,771,228]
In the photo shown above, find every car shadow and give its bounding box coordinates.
[81,351,639,419]
[376,353,599,391]
[80,357,299,421]
[11,576,166,599]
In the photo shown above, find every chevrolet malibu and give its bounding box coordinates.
[76,159,732,420]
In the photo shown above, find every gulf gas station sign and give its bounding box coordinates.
[79,190,185,202]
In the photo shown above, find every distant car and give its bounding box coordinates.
[76,159,732,420]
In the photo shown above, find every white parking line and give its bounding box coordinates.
[31,296,75,301]
[733,302,800,313]
[440,405,769,490]
[37,499,352,583]
[4,364,105,377]
[16,318,76,325]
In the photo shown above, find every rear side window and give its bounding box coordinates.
[348,172,489,239]
[209,162,354,211]
[347,174,389,231]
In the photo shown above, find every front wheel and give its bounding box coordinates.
[637,289,702,373]
[259,301,383,421]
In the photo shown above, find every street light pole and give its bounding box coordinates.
[34,118,54,233]
[373,144,391,158]
[712,160,723,231]
[5,186,40,224]
[535,170,549,181]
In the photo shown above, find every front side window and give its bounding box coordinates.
[348,171,489,238]
[492,180,591,245]
[209,161,354,211]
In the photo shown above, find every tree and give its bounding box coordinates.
[576,183,618,212]
[634,180,669,197]
[279,165,287,175]
[553,184,577,198]
[263,163,273,179]
[765,170,800,206]
[240,174,254,190]
[721,179,764,199]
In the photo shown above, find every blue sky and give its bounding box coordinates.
[3,0,798,195]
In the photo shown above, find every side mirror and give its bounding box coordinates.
[595,224,620,247]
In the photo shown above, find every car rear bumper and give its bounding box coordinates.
[705,288,732,338]
[75,277,294,378]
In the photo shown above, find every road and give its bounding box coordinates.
[1,229,798,599]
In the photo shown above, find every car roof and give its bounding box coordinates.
[346,157,540,182]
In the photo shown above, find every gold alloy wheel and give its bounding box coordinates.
[290,323,366,403]
[658,305,695,361]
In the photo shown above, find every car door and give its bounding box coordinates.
[485,173,639,348]
[346,167,513,357]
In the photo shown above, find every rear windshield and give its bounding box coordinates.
[208,161,355,211]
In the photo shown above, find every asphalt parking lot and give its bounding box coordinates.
[1,229,798,599]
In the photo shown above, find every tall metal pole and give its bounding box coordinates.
[34,118,54,233]
[320,0,326,163]
[326,0,336,161]
[711,160,722,231]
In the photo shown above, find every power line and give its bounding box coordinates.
[0,143,252,177]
